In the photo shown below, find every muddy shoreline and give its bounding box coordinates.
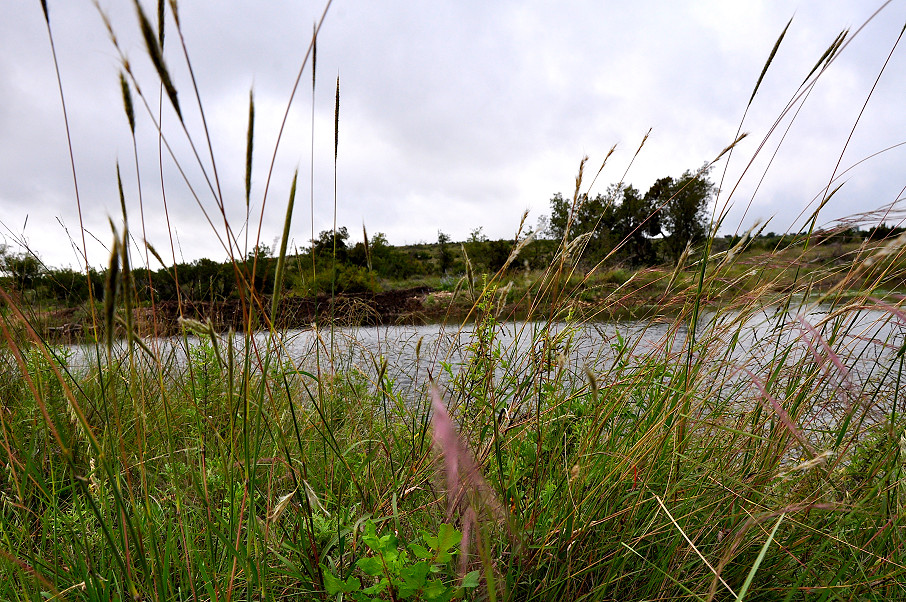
[36,286,447,342]
[153,286,441,334]
[31,283,679,344]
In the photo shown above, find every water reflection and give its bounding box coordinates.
[66,303,905,410]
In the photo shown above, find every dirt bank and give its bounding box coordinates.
[143,286,439,335]
[30,287,446,343]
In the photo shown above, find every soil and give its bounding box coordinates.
[147,286,440,335]
[37,286,448,342]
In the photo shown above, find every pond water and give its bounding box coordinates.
[65,301,905,401]
[65,318,663,391]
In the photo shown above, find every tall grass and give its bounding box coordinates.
[2,2,906,600]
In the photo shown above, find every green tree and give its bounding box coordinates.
[485,239,512,273]
[243,243,275,295]
[349,232,423,280]
[547,186,660,265]
[610,183,661,265]
[467,227,488,243]
[191,257,231,299]
[547,192,572,241]
[547,191,615,261]
[312,227,350,262]
[437,230,453,274]
[0,246,43,290]
[644,167,716,262]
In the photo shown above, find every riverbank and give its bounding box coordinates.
[28,281,678,343]
[19,238,902,344]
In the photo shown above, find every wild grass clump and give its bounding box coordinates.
[1,2,906,600]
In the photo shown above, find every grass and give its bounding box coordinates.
[2,2,906,600]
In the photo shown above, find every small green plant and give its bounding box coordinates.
[323,520,479,601]
[186,339,222,401]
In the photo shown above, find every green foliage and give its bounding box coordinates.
[324,520,479,601]
[348,233,424,281]
[0,246,43,290]
[437,231,454,275]
[186,338,224,412]
[547,167,715,266]
[608,183,661,264]
[645,165,716,262]
[461,230,514,275]
[547,184,660,266]
[314,227,351,262]
[307,262,381,294]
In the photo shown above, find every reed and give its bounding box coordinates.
[1,2,905,600]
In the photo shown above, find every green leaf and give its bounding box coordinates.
[382,546,400,563]
[397,583,421,599]
[362,521,381,552]
[362,577,390,596]
[382,534,400,553]
[736,513,785,601]
[323,570,361,594]
[422,578,451,600]
[357,556,384,577]
[400,561,431,589]
[409,543,432,559]
[422,523,462,562]
[362,520,399,554]
[462,570,480,588]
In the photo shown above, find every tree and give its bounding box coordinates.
[437,230,453,275]
[347,231,423,280]
[370,232,390,248]
[644,167,716,262]
[547,186,660,265]
[610,184,660,265]
[312,227,350,262]
[485,239,512,273]
[548,193,571,241]
[547,191,615,261]
[535,214,550,240]
[467,227,488,243]
[0,246,42,290]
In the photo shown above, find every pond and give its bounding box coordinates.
[64,301,905,406]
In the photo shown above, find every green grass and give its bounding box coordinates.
[2,2,906,600]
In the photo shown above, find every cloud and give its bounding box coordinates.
[1,1,905,268]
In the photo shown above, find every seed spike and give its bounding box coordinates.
[334,75,340,160]
[312,23,317,90]
[245,88,255,207]
[750,17,792,105]
[133,0,182,120]
[363,223,372,272]
[156,0,165,46]
[803,30,848,85]
[105,223,121,352]
[119,72,135,134]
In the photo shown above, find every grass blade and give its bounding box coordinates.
[735,514,785,601]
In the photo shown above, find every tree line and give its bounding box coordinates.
[547,165,716,266]
[2,163,899,306]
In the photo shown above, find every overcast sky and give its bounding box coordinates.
[2,1,905,270]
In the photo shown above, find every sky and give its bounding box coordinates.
[1,0,906,270]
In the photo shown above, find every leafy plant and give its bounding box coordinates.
[324,520,479,601]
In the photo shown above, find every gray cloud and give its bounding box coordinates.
[1,1,905,269]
